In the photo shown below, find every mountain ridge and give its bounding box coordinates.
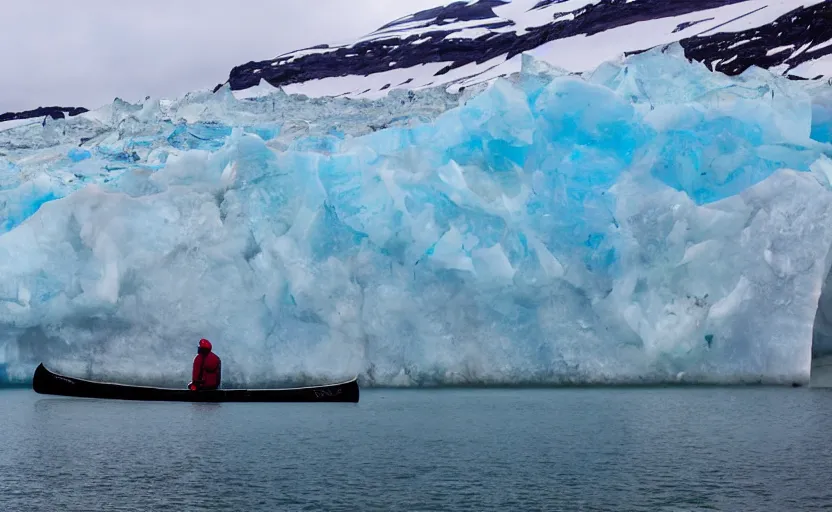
[0,106,88,124]
[225,0,832,99]
[3,0,831,121]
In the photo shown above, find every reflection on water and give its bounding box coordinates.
[2,388,831,511]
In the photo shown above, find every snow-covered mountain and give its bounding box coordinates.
[225,0,832,100]
[3,0,830,123]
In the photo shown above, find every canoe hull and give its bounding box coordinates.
[32,364,359,403]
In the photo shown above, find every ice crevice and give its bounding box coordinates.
[2,44,832,387]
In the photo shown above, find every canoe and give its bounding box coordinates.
[32,363,359,403]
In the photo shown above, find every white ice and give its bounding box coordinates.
[2,46,832,387]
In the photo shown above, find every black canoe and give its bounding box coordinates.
[32,363,359,403]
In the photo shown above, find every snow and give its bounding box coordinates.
[722,55,739,66]
[2,47,832,387]
[493,0,604,35]
[696,1,824,35]
[767,45,795,57]
[728,39,752,50]
[448,57,525,92]
[789,42,813,60]
[358,18,489,43]
[527,1,819,74]
[280,62,453,99]
[373,19,439,36]
[808,39,832,53]
[431,55,512,88]
[444,27,492,40]
[790,54,832,79]
[251,0,830,102]
[0,118,40,132]
[231,78,283,100]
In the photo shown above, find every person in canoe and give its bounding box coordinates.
[188,338,222,391]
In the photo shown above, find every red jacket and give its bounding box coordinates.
[192,352,222,390]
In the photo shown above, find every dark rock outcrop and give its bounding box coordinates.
[0,106,88,123]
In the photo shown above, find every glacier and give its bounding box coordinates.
[2,44,832,387]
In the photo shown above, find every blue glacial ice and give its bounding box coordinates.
[2,44,832,387]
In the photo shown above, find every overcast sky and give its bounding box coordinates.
[0,1,447,113]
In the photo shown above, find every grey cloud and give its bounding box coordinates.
[0,0,446,113]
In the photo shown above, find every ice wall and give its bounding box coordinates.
[2,45,832,387]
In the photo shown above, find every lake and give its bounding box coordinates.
[1,387,831,511]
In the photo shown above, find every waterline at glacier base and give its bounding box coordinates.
[3,45,832,387]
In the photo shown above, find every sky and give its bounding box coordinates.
[0,0,448,113]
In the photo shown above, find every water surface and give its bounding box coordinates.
[2,387,831,511]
